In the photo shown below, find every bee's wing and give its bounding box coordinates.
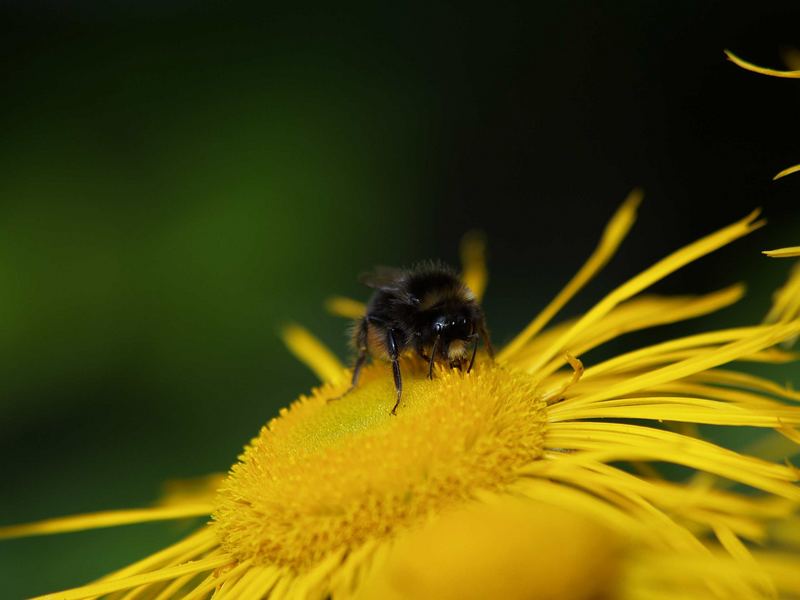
[359,266,406,290]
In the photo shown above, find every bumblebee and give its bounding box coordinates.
[349,261,493,415]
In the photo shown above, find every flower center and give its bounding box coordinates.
[212,358,547,570]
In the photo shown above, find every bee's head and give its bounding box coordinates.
[432,311,474,342]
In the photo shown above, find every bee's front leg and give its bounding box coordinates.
[350,317,369,389]
[387,328,403,415]
[329,317,369,404]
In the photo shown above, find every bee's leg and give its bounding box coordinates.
[387,328,403,415]
[478,319,494,360]
[467,333,479,373]
[350,317,369,389]
[428,335,440,380]
[328,318,369,404]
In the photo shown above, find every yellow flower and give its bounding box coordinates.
[3,192,800,599]
[725,49,800,180]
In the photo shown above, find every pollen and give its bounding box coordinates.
[212,357,546,570]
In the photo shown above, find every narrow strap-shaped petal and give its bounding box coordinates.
[32,555,230,600]
[460,230,488,301]
[281,324,345,384]
[180,560,256,600]
[724,50,800,182]
[521,210,762,377]
[564,320,800,407]
[95,528,217,583]
[529,284,745,378]
[545,422,800,499]
[581,325,775,380]
[765,261,800,324]
[0,504,211,539]
[725,50,800,78]
[773,164,800,180]
[763,246,800,258]
[499,189,642,361]
[712,523,776,596]
[325,296,366,319]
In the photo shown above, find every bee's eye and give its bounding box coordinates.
[458,316,468,326]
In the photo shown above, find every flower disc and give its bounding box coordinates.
[213,358,547,569]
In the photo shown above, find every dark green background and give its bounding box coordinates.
[1,2,799,597]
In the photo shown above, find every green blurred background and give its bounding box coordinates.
[1,2,799,597]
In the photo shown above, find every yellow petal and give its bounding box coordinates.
[32,555,230,600]
[765,261,800,325]
[528,284,745,377]
[158,473,224,506]
[724,49,800,182]
[325,296,366,319]
[0,504,211,540]
[626,549,794,599]
[546,422,800,500]
[690,369,800,402]
[500,189,642,361]
[180,560,257,600]
[566,321,800,407]
[211,564,283,600]
[95,528,217,585]
[553,397,800,428]
[459,230,488,301]
[773,164,800,180]
[581,325,779,380]
[521,210,762,377]
[763,246,800,258]
[725,50,800,78]
[281,323,346,384]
